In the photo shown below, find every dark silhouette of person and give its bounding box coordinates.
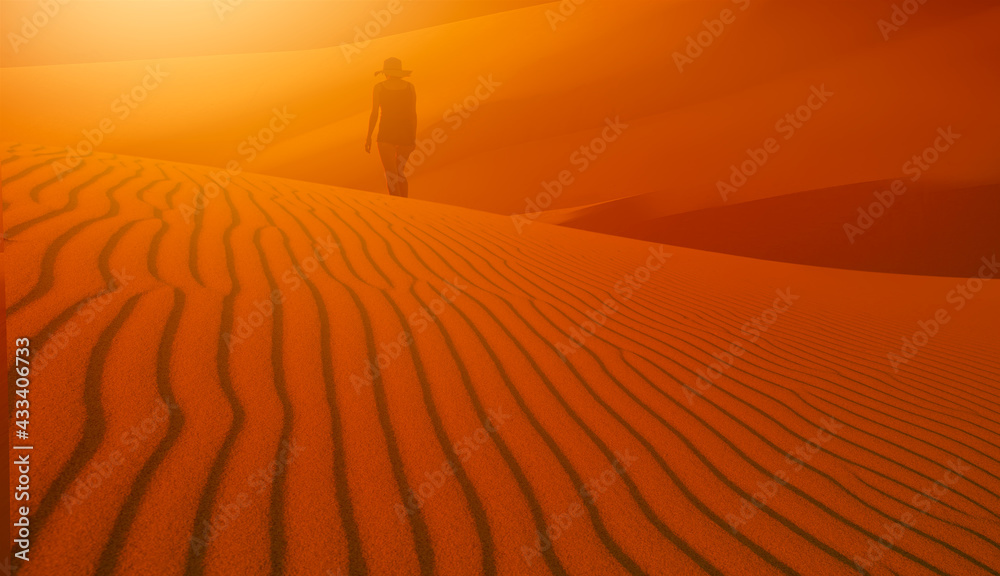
[366,57,417,198]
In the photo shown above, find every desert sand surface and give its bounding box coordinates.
[4,143,1000,575]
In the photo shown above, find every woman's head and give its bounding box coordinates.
[376,57,412,78]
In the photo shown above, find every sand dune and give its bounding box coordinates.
[0,1,552,68]
[4,1,998,221]
[4,0,998,286]
[5,143,1000,575]
[537,180,1000,278]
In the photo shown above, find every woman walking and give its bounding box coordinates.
[366,57,417,198]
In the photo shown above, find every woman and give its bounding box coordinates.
[366,57,417,198]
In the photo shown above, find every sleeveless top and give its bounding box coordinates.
[377,82,417,146]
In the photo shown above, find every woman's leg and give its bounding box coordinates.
[377,142,402,196]
[394,145,416,198]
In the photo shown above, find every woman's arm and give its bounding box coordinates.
[366,84,381,153]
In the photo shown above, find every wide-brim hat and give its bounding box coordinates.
[376,57,412,77]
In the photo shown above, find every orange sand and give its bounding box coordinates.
[4,144,999,575]
[4,1,1000,574]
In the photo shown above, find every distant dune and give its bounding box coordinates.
[5,144,1000,575]
[539,180,1000,278]
[3,1,999,279]
[0,1,554,68]
[3,2,998,216]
